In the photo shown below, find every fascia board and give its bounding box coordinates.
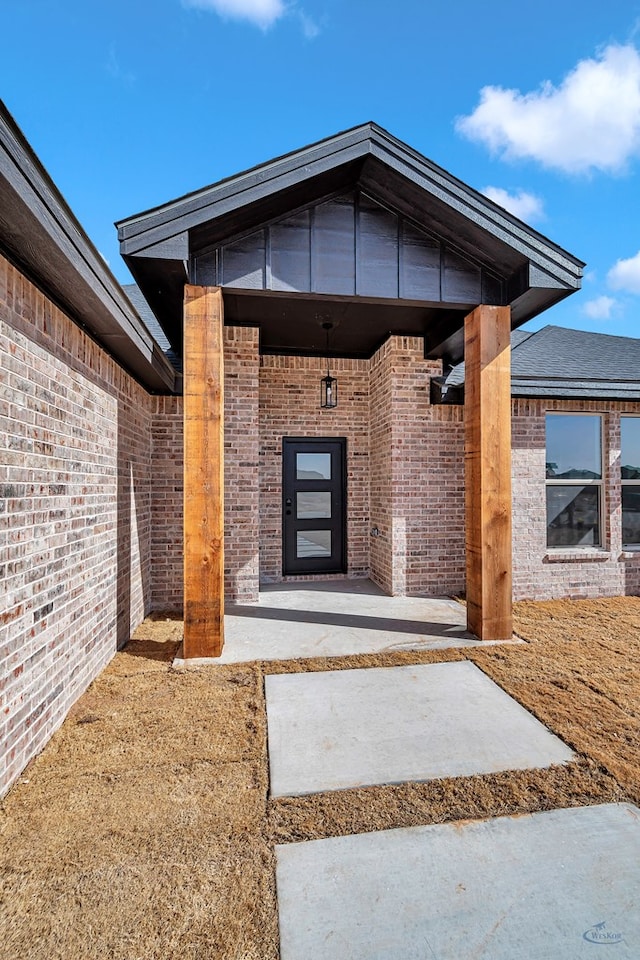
[0,103,176,392]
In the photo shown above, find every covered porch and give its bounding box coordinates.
[116,123,583,658]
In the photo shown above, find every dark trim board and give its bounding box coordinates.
[0,100,176,394]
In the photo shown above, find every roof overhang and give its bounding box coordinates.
[117,123,584,365]
[0,101,177,393]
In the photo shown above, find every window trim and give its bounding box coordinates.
[545,412,604,549]
[620,414,640,549]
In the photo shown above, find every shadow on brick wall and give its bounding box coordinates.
[116,396,152,649]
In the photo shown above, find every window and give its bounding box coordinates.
[545,414,602,547]
[621,417,640,547]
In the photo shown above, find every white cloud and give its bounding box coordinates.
[106,44,135,84]
[608,251,640,294]
[297,9,319,38]
[482,186,544,222]
[582,295,617,320]
[456,44,640,174]
[183,0,285,29]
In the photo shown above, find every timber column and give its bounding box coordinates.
[183,285,225,657]
[464,305,512,641]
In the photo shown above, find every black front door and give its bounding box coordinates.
[282,438,346,575]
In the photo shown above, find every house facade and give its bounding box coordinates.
[2,102,640,794]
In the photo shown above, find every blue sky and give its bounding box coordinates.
[3,0,640,337]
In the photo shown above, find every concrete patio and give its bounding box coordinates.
[174,579,517,666]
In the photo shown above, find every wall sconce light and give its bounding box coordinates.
[320,321,338,409]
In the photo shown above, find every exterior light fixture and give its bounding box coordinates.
[320,321,338,409]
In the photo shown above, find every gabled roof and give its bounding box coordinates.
[123,283,183,377]
[441,325,640,401]
[0,100,176,393]
[117,123,584,363]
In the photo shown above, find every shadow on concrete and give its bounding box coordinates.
[226,604,469,639]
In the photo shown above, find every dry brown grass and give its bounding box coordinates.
[1,598,639,959]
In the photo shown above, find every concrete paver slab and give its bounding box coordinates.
[265,660,574,797]
[276,803,640,960]
[175,581,520,666]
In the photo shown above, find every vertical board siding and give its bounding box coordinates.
[270,210,312,292]
[399,221,441,300]
[311,196,356,296]
[357,195,399,298]
[222,232,265,289]
[193,191,501,305]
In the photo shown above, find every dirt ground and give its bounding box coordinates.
[1,597,640,959]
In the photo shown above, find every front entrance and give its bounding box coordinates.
[282,438,347,575]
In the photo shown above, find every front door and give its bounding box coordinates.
[282,438,346,575]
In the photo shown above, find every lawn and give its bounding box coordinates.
[1,597,639,959]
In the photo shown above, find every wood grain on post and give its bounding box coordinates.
[183,285,225,657]
[464,305,513,641]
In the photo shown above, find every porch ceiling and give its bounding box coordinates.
[117,122,584,366]
[222,290,467,359]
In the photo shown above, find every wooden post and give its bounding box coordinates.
[183,285,225,657]
[464,305,512,640]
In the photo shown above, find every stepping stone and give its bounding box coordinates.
[276,803,640,959]
[265,661,573,797]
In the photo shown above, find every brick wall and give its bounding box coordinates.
[368,337,463,596]
[224,327,260,601]
[259,354,370,583]
[158,336,455,597]
[512,397,640,599]
[149,327,262,608]
[98,325,640,619]
[150,395,183,610]
[369,339,394,592]
[0,255,154,796]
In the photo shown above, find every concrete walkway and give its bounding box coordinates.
[175,579,517,665]
[239,580,637,959]
[174,578,636,957]
[276,803,640,959]
[266,660,574,797]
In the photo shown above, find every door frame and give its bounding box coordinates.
[281,436,347,576]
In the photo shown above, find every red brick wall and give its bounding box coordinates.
[369,339,394,591]
[150,395,183,610]
[369,337,463,596]
[258,354,370,583]
[512,397,640,599]
[115,332,640,611]
[0,255,153,796]
[224,327,260,601]
[149,327,261,607]
[6,256,640,801]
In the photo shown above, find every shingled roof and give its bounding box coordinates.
[438,325,640,402]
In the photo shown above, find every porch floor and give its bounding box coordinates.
[174,578,518,666]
